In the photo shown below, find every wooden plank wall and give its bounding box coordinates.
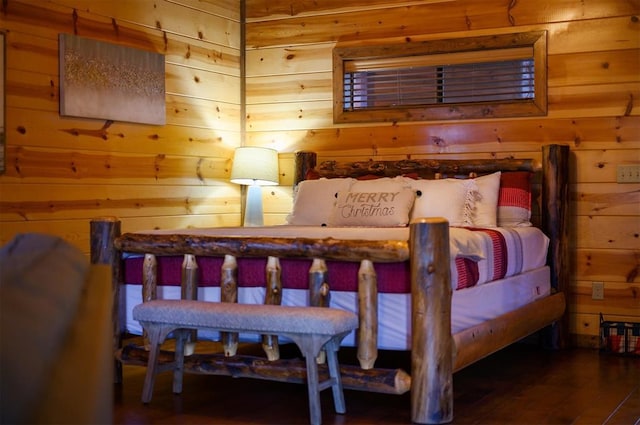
[0,0,242,253]
[244,0,640,347]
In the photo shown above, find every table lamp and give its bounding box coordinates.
[230,147,279,226]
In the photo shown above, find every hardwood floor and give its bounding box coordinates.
[113,343,640,424]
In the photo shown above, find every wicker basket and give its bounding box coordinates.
[599,313,640,356]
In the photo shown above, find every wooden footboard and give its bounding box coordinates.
[90,144,569,425]
[90,217,419,396]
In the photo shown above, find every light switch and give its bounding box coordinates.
[617,165,640,183]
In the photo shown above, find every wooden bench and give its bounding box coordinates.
[133,299,359,425]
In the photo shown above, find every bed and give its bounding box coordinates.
[90,144,569,424]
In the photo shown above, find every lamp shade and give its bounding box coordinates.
[230,147,279,186]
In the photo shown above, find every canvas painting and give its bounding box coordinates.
[59,34,165,125]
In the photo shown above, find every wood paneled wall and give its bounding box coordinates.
[244,0,640,346]
[0,0,243,253]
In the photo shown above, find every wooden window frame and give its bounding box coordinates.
[333,31,547,123]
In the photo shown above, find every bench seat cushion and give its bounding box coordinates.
[133,300,358,336]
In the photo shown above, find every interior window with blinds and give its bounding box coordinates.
[334,31,547,123]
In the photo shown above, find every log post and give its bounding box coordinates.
[142,254,158,303]
[181,254,198,354]
[181,254,199,300]
[309,258,330,308]
[410,218,453,424]
[220,255,238,356]
[542,144,570,349]
[262,256,282,361]
[309,258,330,363]
[142,253,158,350]
[357,259,378,370]
[294,151,317,185]
[89,217,122,383]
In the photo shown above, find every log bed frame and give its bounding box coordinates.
[90,144,569,424]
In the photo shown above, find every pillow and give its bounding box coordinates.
[408,178,476,226]
[497,171,533,227]
[286,177,354,226]
[328,188,416,227]
[471,171,501,227]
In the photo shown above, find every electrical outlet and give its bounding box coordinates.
[617,165,640,183]
[592,281,604,300]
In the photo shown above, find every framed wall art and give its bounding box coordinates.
[59,34,165,125]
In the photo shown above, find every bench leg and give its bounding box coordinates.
[173,330,190,394]
[140,323,175,404]
[304,352,323,425]
[325,338,346,414]
[293,332,351,425]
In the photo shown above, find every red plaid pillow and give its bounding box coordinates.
[497,172,532,227]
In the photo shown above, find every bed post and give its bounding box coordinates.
[90,217,122,383]
[410,217,453,424]
[294,151,317,185]
[541,144,570,348]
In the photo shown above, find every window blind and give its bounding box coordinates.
[344,50,535,111]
